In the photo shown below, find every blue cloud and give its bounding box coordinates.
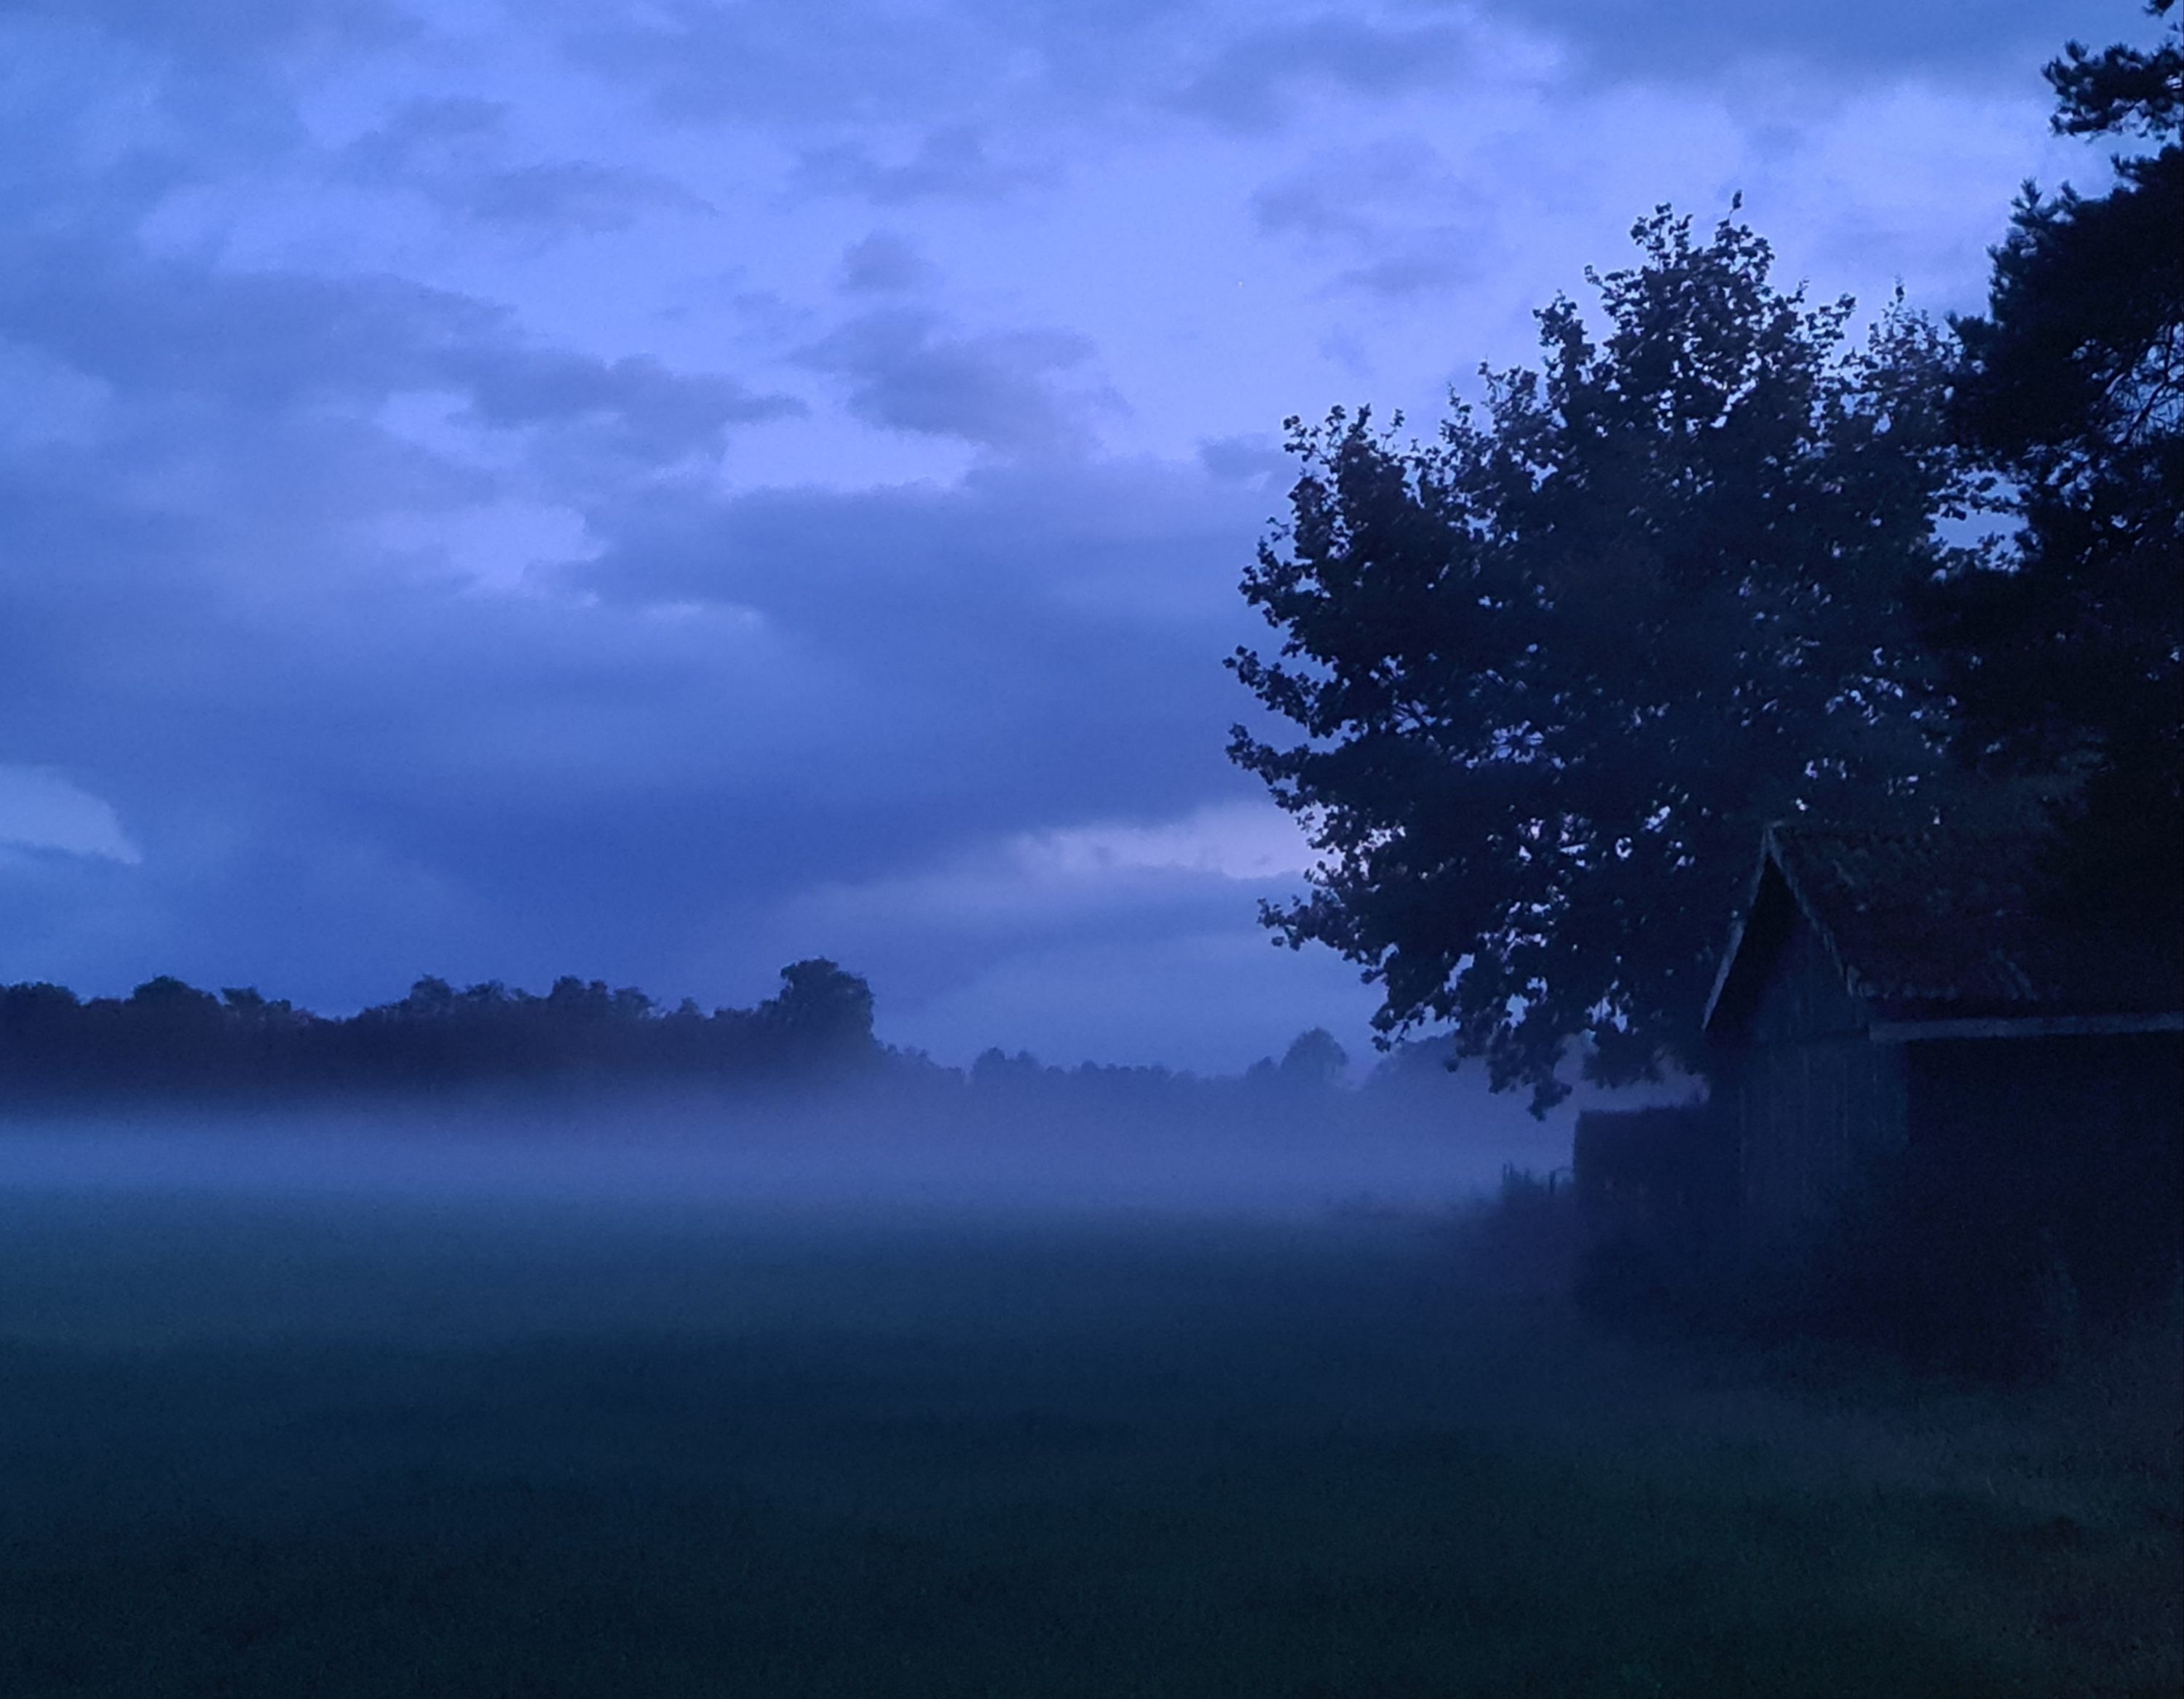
[1496,0,2151,84]
[837,233,936,295]
[1169,15,1481,130]
[0,0,2094,1078]
[795,126,1042,205]
[796,308,1109,453]
[344,95,715,231]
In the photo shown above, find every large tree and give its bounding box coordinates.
[1228,210,1975,1111]
[1918,0,2183,932]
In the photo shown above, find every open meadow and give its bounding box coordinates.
[0,1133,2175,1699]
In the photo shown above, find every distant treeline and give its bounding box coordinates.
[0,961,884,1104]
[0,963,1406,1112]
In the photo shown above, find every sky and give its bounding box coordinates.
[0,0,2148,1078]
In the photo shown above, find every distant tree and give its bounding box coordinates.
[400,976,458,1017]
[546,975,612,1020]
[111,975,229,1086]
[3,981,80,1020]
[970,1047,1044,1088]
[1278,1027,1350,1088]
[0,982,86,1093]
[1918,0,2183,931]
[1230,209,1974,1111]
[759,959,877,1060]
[129,975,222,1015]
[0,962,910,1103]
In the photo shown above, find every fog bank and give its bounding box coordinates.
[0,1093,1561,1224]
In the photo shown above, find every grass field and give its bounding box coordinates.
[0,1174,2175,1698]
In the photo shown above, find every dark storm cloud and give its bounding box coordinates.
[2,358,1282,1019]
[1,74,802,1011]
[0,443,483,1000]
[0,466,228,714]
[0,239,794,460]
[537,458,1313,1034]
[573,458,1265,823]
[2,503,799,1003]
[0,0,1135,1028]
[0,0,2084,1069]
[1,247,491,406]
[796,309,1109,453]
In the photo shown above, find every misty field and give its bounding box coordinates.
[0,1159,2176,1698]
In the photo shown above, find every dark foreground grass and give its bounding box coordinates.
[0,1188,2175,1698]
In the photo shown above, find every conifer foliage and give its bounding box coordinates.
[1920,0,2183,932]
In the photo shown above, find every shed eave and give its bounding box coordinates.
[1701,823,1872,1040]
[1699,836,1784,1037]
[1868,1010,2184,1043]
[1698,912,1749,1038]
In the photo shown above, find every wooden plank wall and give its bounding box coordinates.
[1732,906,1905,1243]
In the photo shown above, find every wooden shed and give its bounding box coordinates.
[1700,821,2183,1309]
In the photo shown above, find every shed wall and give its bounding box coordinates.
[1721,900,1906,1245]
[1904,1031,2184,1315]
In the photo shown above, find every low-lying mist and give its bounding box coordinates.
[1,1088,2171,1699]
[0,1085,1546,1361]
[0,1085,1556,1223]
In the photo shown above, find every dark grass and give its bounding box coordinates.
[0,1187,2175,1698]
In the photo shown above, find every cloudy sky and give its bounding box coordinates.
[0,0,2143,1076]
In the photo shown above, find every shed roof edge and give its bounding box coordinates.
[1700,821,1869,1039]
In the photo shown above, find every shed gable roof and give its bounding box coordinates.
[1702,820,2183,1039]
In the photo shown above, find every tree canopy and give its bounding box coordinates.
[1918,0,2183,932]
[1229,210,1976,1111]
[1230,7,2181,1113]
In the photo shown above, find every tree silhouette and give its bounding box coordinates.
[758,959,877,1061]
[1230,209,1971,1110]
[0,961,886,1103]
[1278,1028,1349,1089]
[1919,0,2183,932]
